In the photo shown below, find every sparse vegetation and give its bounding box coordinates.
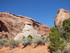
[0,35,50,49]
[62,19,70,42]
[0,18,69,52]
[8,39,20,49]
[49,19,70,53]
[49,27,65,53]
[32,36,45,46]
[21,37,32,47]
[0,38,8,48]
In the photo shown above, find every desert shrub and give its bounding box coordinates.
[8,39,20,49]
[63,19,70,32]
[48,19,70,53]
[62,32,70,43]
[32,36,46,47]
[44,37,50,43]
[62,19,70,42]
[21,37,32,47]
[49,27,65,53]
[0,38,8,48]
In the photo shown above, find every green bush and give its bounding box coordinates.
[8,39,20,49]
[21,37,32,47]
[48,19,70,53]
[63,19,70,32]
[62,19,70,42]
[32,36,45,47]
[49,27,65,53]
[0,38,8,48]
[44,37,50,43]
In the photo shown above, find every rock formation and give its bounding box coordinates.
[0,12,50,39]
[14,22,41,40]
[54,9,70,26]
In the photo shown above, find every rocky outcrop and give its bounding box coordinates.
[14,22,41,40]
[54,9,70,26]
[0,12,50,39]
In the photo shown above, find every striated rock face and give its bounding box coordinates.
[0,12,50,39]
[54,9,70,26]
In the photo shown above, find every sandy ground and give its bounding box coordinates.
[0,44,50,53]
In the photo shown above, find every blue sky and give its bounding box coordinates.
[0,0,70,27]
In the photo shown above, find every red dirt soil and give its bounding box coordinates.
[0,44,50,53]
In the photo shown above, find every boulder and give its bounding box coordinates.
[54,9,70,26]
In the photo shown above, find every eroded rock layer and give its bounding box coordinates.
[0,12,50,39]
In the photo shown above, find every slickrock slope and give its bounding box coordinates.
[0,12,50,39]
[54,9,70,26]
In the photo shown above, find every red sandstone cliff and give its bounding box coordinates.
[0,12,50,39]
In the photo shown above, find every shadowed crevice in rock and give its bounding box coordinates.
[0,21,8,32]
